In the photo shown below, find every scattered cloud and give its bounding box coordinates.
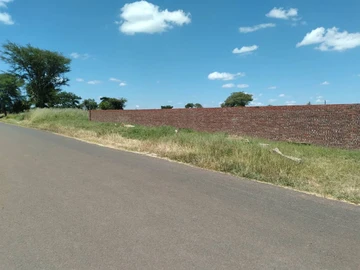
[0,0,13,8]
[297,27,360,51]
[279,94,285,97]
[250,101,263,106]
[88,80,101,85]
[233,45,258,54]
[0,12,14,25]
[239,23,276,33]
[70,52,90,60]
[316,96,326,104]
[109,77,122,82]
[208,72,245,81]
[222,83,235,88]
[268,86,277,90]
[135,105,140,108]
[285,100,296,105]
[0,0,14,25]
[119,1,191,35]
[237,84,249,89]
[269,99,277,103]
[119,82,127,87]
[76,78,84,82]
[321,81,330,85]
[266,7,299,20]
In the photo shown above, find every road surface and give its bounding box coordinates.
[0,123,359,270]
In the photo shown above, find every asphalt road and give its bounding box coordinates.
[0,123,359,270]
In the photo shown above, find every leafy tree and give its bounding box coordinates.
[0,41,71,108]
[52,91,82,108]
[161,105,173,109]
[0,73,24,116]
[82,98,98,110]
[185,103,203,108]
[221,92,253,107]
[99,97,127,110]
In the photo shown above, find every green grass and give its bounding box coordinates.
[2,108,360,204]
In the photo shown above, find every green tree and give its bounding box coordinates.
[82,98,98,110]
[185,103,203,108]
[161,105,173,109]
[221,92,253,107]
[99,97,127,110]
[0,41,71,108]
[0,73,24,116]
[52,91,82,108]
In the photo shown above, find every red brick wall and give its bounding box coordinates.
[90,104,360,149]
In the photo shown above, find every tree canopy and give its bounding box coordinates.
[99,97,127,110]
[161,105,173,109]
[221,92,253,107]
[0,73,24,116]
[82,99,98,110]
[52,91,82,108]
[185,103,203,108]
[0,42,71,108]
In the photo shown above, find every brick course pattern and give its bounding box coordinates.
[90,104,360,149]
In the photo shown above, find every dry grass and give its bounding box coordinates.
[2,108,360,204]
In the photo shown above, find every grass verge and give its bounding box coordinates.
[2,108,359,204]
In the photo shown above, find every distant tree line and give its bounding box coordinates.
[1,41,256,116]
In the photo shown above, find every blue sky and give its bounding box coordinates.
[1,0,360,109]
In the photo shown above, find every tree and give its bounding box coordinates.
[52,91,82,108]
[0,41,71,108]
[161,105,173,109]
[0,73,24,116]
[221,92,253,107]
[99,97,127,110]
[185,103,203,108]
[82,98,98,110]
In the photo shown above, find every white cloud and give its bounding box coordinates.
[239,23,276,33]
[135,105,140,108]
[222,83,235,88]
[250,101,263,106]
[76,78,84,82]
[119,82,127,87]
[208,72,245,81]
[233,45,258,54]
[297,27,360,51]
[0,12,14,25]
[0,1,14,25]
[279,94,285,97]
[268,86,277,90]
[70,53,90,60]
[285,100,297,105]
[237,84,249,89]
[321,81,330,85]
[259,93,263,97]
[109,77,122,82]
[119,1,191,35]
[0,0,13,8]
[88,80,101,85]
[269,99,277,103]
[266,7,298,20]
